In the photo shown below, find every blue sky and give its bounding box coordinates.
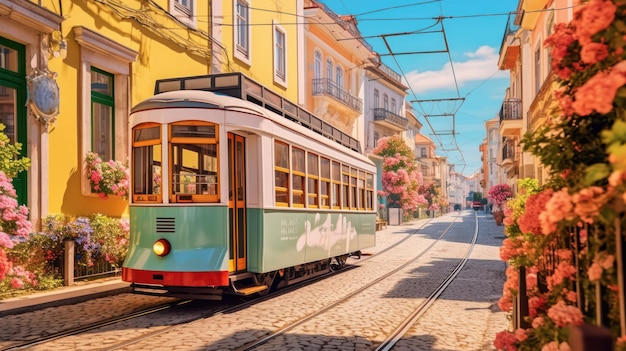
[318,0,519,176]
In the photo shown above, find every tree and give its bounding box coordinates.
[373,135,427,215]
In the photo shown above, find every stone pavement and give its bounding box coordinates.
[0,210,510,351]
[0,276,131,317]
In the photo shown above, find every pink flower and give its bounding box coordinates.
[542,341,571,351]
[519,189,553,235]
[572,61,626,116]
[580,42,608,64]
[572,186,609,223]
[494,330,517,351]
[532,316,545,328]
[10,277,24,289]
[547,300,584,327]
[571,0,616,46]
[514,328,528,342]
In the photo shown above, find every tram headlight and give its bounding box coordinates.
[153,239,171,257]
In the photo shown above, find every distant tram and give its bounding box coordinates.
[122,73,377,299]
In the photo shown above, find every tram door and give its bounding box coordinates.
[228,133,247,272]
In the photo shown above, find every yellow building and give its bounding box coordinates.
[211,0,301,103]
[0,0,220,228]
[302,0,374,139]
[497,0,580,186]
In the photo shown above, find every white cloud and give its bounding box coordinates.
[403,45,508,94]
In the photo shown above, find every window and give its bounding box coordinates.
[307,153,319,207]
[350,168,357,210]
[169,122,219,203]
[391,98,396,113]
[373,131,379,149]
[383,94,389,110]
[326,58,333,81]
[357,170,365,210]
[314,50,322,79]
[274,24,286,84]
[336,66,343,89]
[235,0,250,62]
[421,148,427,157]
[546,13,554,73]
[292,147,305,207]
[366,173,374,211]
[373,89,379,108]
[332,161,341,209]
[535,47,541,95]
[171,0,196,27]
[132,123,162,203]
[91,67,114,161]
[274,141,290,206]
[320,157,330,208]
[342,166,350,209]
[74,26,138,198]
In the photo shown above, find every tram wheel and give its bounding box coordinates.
[254,272,276,295]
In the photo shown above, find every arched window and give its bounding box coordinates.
[314,51,322,79]
[336,66,343,88]
[326,58,333,82]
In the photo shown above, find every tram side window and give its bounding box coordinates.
[292,147,305,207]
[132,124,162,203]
[350,168,358,210]
[358,170,366,210]
[331,161,341,209]
[366,173,374,211]
[170,122,219,203]
[274,141,290,206]
[307,153,319,208]
[320,157,330,208]
[342,166,350,209]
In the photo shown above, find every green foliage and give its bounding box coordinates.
[89,214,129,267]
[0,123,30,178]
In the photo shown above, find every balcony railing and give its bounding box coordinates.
[500,98,522,122]
[373,108,409,130]
[502,141,515,161]
[312,78,362,112]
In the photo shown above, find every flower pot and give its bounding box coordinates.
[493,211,504,226]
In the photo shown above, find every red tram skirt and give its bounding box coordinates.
[122,268,229,287]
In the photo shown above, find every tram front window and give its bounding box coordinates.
[169,122,219,203]
[132,124,162,203]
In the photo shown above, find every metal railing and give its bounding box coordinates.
[373,108,409,130]
[499,98,522,122]
[312,78,362,112]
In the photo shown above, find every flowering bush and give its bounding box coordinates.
[374,136,427,215]
[85,152,130,199]
[496,1,626,349]
[40,214,130,269]
[488,184,513,211]
[0,171,35,291]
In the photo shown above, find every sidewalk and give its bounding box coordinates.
[0,277,131,317]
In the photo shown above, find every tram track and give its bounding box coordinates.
[232,214,469,351]
[375,212,479,351]
[2,216,459,351]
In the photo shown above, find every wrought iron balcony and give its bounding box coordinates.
[373,108,408,131]
[312,78,362,112]
[499,98,522,122]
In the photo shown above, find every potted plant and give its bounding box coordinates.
[488,184,512,225]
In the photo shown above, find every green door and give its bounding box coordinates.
[0,37,28,205]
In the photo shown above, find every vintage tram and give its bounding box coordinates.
[122,73,377,299]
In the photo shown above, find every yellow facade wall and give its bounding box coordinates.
[217,0,300,103]
[39,0,213,217]
[303,18,363,110]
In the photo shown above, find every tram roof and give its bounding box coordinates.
[131,90,375,168]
